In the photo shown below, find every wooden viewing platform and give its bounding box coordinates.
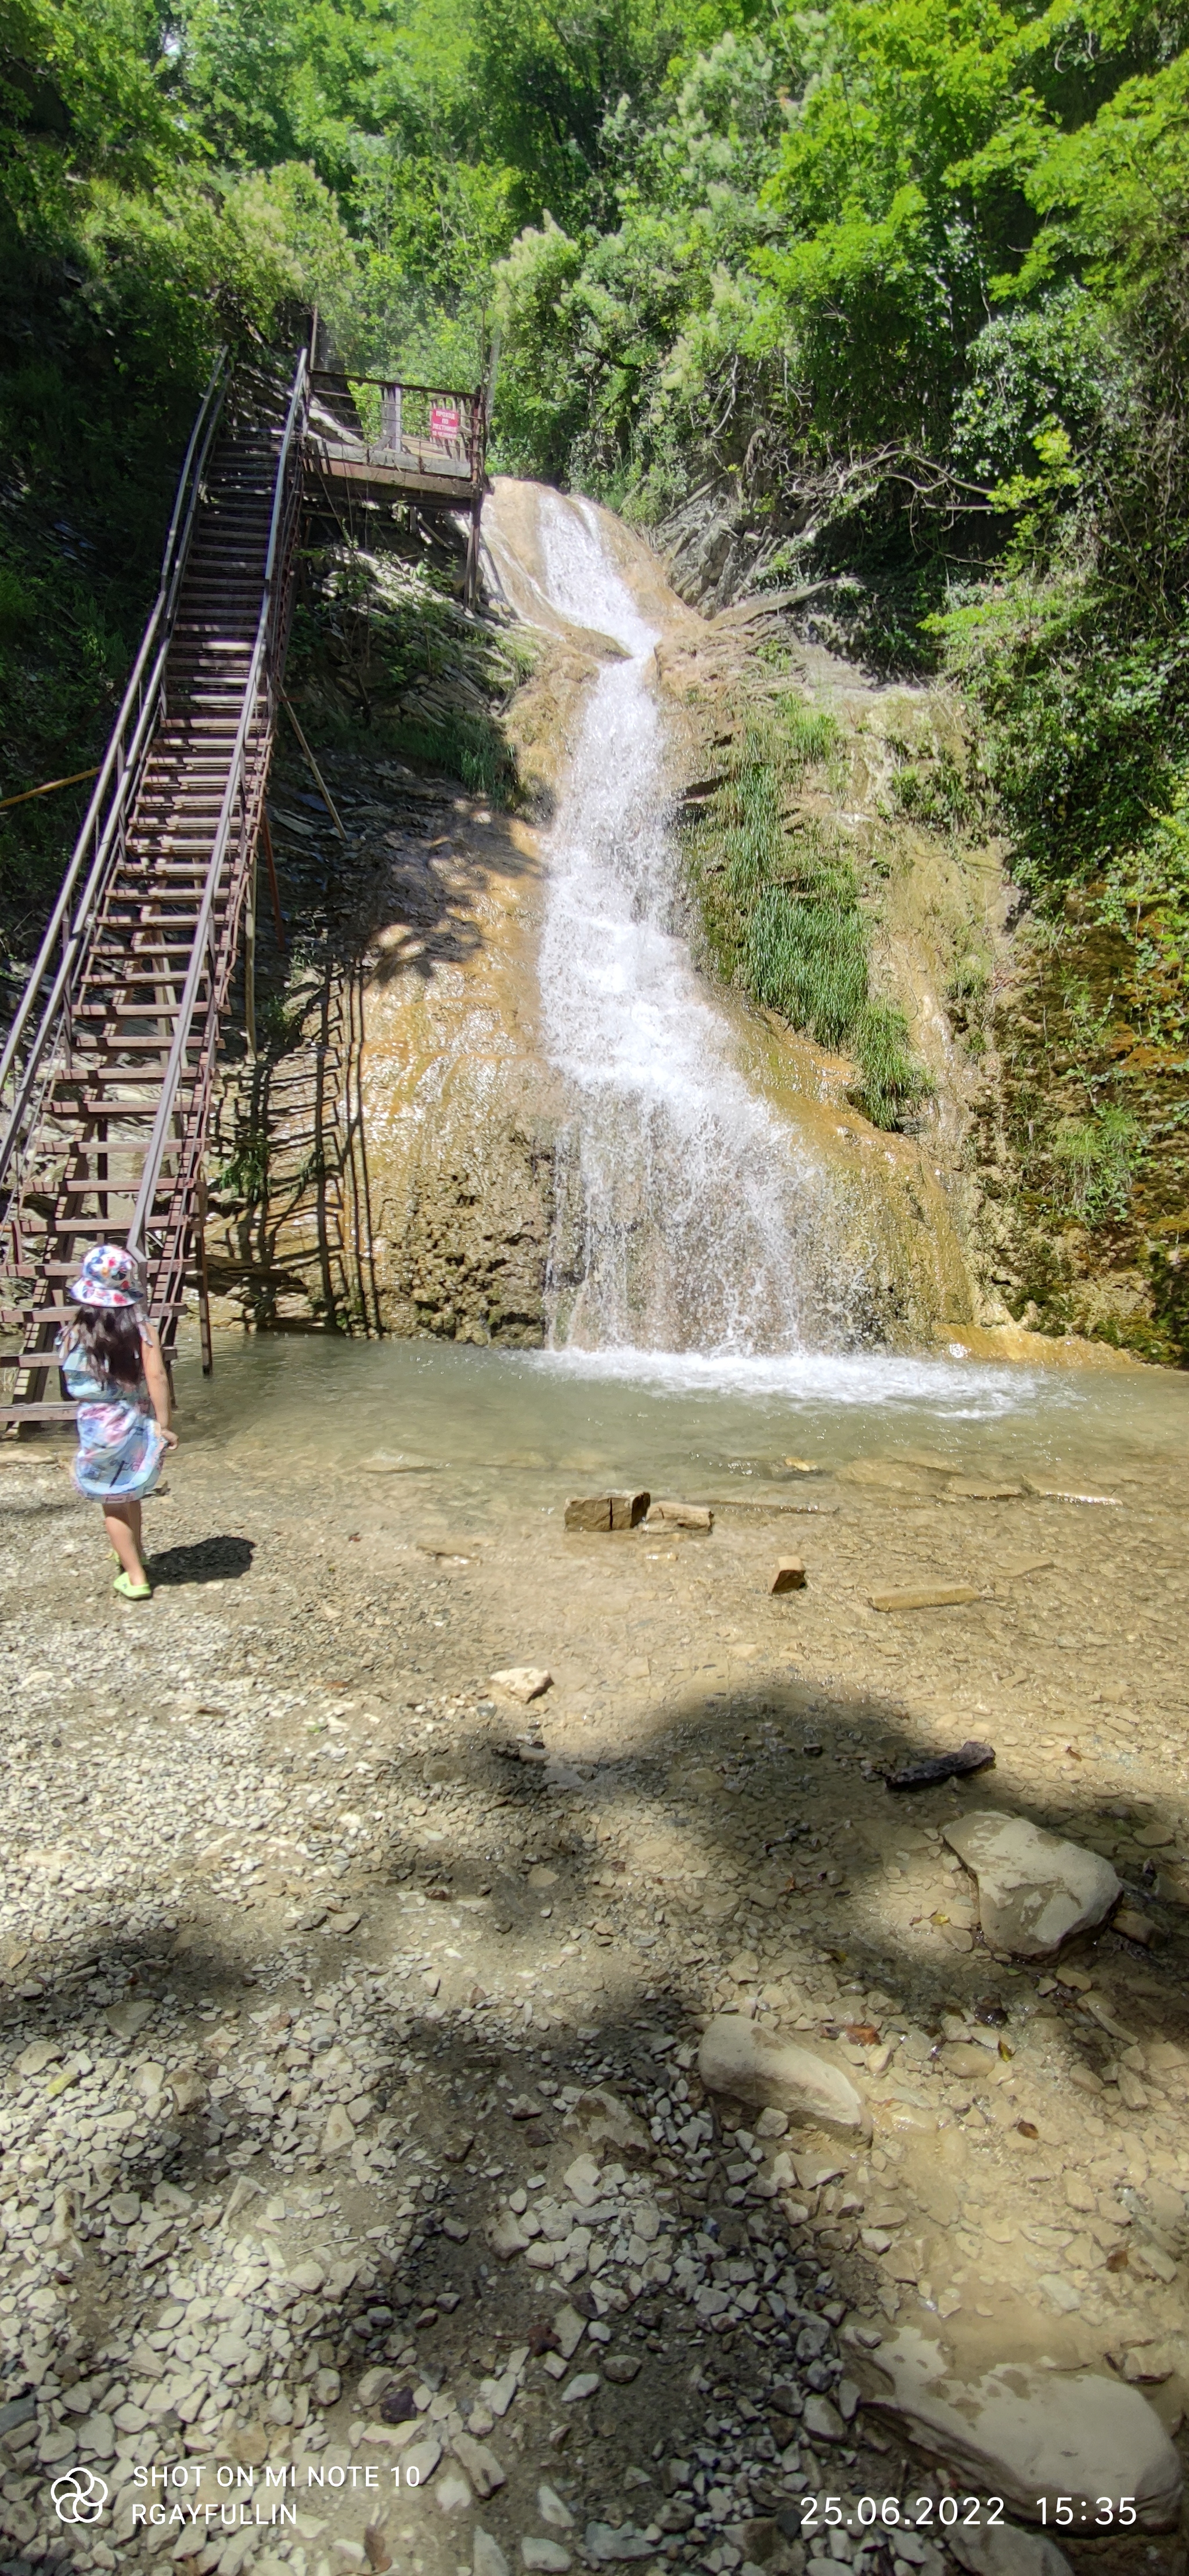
[307,369,489,597]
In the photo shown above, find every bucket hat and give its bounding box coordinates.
[70,1244,145,1308]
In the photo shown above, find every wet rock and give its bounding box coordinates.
[839,1460,939,1493]
[564,1492,650,1532]
[491,1666,553,1704]
[861,2330,1181,2527]
[870,1584,979,1612]
[770,1559,806,1594]
[646,1500,712,1531]
[941,2043,996,2079]
[698,2014,869,2135]
[949,2531,1073,2576]
[942,1810,1121,1955]
[601,2353,641,2384]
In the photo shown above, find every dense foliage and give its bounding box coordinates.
[2,0,1187,1163]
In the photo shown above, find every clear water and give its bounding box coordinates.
[535,493,864,1354]
[174,501,1189,1478]
[175,1332,1189,1502]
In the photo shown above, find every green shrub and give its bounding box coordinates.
[686,704,930,1130]
[743,881,868,1048]
[1050,1106,1141,1220]
[0,569,35,641]
[851,1001,933,1128]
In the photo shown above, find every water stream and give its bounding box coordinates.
[184,1329,1189,1512]
[534,493,857,1355]
[185,490,1189,1480]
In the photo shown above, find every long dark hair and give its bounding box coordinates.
[67,1305,146,1389]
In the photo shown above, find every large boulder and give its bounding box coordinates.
[950,2528,1073,2576]
[698,2015,868,2135]
[942,1809,1120,1956]
[857,2328,1181,2529]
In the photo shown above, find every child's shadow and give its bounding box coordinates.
[149,1536,254,1586]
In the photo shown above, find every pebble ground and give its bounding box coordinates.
[1,1422,1188,2576]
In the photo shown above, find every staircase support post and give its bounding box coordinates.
[244,838,258,1060]
[261,810,284,947]
[465,492,483,611]
[196,1174,214,1377]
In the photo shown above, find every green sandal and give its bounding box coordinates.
[113,1571,152,1601]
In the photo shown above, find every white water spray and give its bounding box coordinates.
[535,492,859,1354]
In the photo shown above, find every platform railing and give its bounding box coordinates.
[0,355,230,1198]
[127,349,311,1323]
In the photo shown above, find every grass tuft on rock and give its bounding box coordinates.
[685,707,931,1131]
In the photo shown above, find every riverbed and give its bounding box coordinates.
[1,1338,1187,2575]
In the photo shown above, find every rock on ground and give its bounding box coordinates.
[862,2328,1182,2528]
[698,2012,869,2134]
[942,1808,1122,1954]
[950,2526,1075,2576]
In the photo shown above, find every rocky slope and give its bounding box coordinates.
[650,493,1187,1369]
[203,478,1166,1369]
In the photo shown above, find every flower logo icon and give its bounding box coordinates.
[51,2468,108,2524]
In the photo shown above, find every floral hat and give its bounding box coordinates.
[70,1244,145,1308]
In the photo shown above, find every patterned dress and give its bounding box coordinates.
[56,1328,165,1502]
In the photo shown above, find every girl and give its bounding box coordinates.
[56,1245,177,1600]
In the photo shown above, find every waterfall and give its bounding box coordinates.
[535,492,857,1355]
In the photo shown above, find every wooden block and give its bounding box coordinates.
[770,1558,806,1593]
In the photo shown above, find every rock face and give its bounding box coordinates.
[860,2329,1181,2530]
[698,2015,868,2135]
[942,1809,1121,1956]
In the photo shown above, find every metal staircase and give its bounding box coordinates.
[0,351,309,1423]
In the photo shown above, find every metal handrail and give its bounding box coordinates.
[0,352,229,1186]
[311,369,477,403]
[128,349,310,1261]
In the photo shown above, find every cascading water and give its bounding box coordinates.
[535,492,860,1354]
